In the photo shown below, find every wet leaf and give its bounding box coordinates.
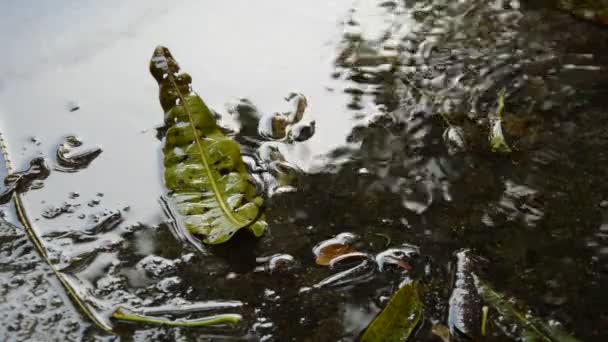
[150,46,267,244]
[315,244,354,266]
[361,282,422,342]
[313,232,357,266]
[431,324,450,342]
[475,278,581,342]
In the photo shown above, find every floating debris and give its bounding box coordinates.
[0,157,51,204]
[41,202,80,219]
[83,211,123,235]
[289,121,316,142]
[66,101,80,112]
[136,255,178,278]
[55,135,102,172]
[254,254,297,274]
[375,245,419,272]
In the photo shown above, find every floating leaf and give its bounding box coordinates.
[315,244,354,266]
[150,46,267,244]
[313,232,357,266]
[475,277,581,342]
[361,282,422,342]
[489,88,512,153]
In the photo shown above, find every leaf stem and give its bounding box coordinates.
[112,308,242,327]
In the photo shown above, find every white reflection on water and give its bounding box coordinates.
[0,0,360,227]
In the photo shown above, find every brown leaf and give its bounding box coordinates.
[315,244,354,266]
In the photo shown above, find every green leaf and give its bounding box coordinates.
[361,282,422,342]
[150,46,267,244]
[475,277,581,342]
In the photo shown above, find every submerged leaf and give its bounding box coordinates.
[476,277,581,342]
[150,46,267,244]
[361,282,422,342]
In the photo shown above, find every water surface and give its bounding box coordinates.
[1,0,607,341]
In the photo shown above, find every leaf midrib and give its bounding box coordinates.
[165,69,251,229]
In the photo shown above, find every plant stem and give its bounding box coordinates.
[112,308,242,327]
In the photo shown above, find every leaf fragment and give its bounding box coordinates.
[489,88,512,153]
[315,244,354,266]
[361,282,422,342]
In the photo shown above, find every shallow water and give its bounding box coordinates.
[1,0,607,341]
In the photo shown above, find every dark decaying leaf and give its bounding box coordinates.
[360,282,422,342]
[0,157,50,204]
[448,249,482,341]
[150,46,267,244]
